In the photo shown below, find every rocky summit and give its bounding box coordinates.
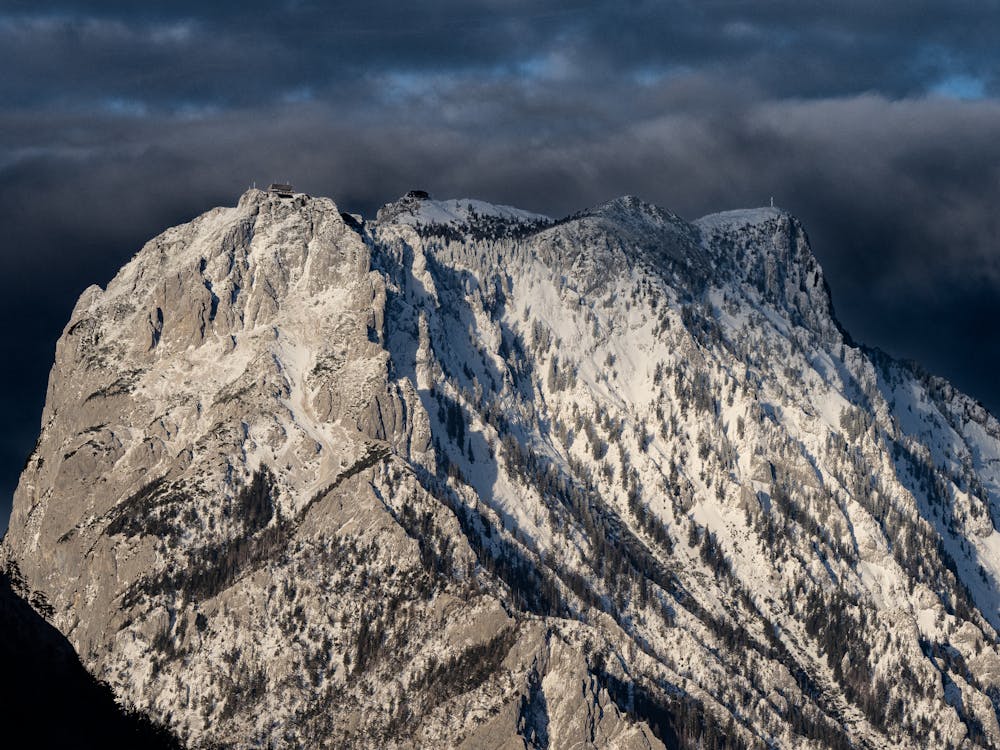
[5,186,1000,749]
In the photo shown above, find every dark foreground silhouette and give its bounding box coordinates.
[0,569,183,750]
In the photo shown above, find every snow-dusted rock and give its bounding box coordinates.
[5,187,1000,749]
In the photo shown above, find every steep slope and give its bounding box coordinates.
[4,187,1000,749]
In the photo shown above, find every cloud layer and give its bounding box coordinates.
[2,2,999,529]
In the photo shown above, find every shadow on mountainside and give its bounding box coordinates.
[0,569,183,750]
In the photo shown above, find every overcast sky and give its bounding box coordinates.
[2,1,1000,531]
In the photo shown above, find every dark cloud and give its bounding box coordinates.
[2,3,999,531]
[2,1,999,110]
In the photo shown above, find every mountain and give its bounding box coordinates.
[4,186,1000,749]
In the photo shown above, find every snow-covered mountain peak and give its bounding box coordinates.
[8,186,1000,749]
[375,191,549,229]
[692,205,841,338]
[583,194,687,226]
[694,205,789,231]
[693,204,807,269]
[518,195,709,298]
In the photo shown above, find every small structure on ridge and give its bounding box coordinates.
[268,183,295,198]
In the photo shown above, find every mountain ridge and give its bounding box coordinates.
[4,186,1000,749]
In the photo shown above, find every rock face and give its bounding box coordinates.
[5,188,1000,748]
